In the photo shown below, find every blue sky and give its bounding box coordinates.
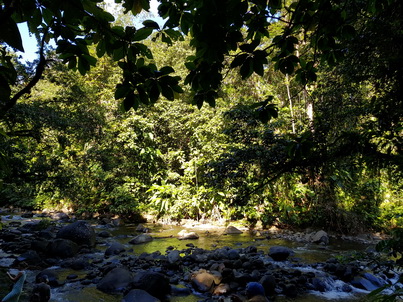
[17,0,163,63]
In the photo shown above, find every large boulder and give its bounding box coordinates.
[129,234,153,244]
[224,226,242,234]
[48,238,79,258]
[191,269,222,293]
[178,230,199,240]
[132,271,171,299]
[268,246,293,261]
[122,289,160,302]
[105,242,126,256]
[311,230,329,245]
[97,267,133,294]
[56,221,96,247]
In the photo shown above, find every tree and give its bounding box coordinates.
[2,0,399,115]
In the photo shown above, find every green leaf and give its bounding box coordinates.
[230,54,248,68]
[68,57,77,69]
[171,84,184,93]
[28,9,43,33]
[149,81,160,103]
[161,84,174,100]
[96,40,106,57]
[185,61,196,70]
[159,66,175,75]
[253,58,265,76]
[164,29,183,41]
[240,58,254,79]
[132,27,153,41]
[77,57,90,75]
[143,20,160,30]
[115,83,132,99]
[180,12,193,35]
[113,47,125,61]
[42,8,53,25]
[83,54,97,66]
[137,86,149,104]
[239,40,260,53]
[1,17,24,52]
[123,93,135,111]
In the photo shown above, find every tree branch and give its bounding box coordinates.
[0,28,49,118]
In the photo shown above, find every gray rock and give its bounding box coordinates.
[129,233,153,244]
[268,246,293,261]
[178,230,199,240]
[97,267,133,294]
[224,226,243,234]
[132,271,171,299]
[105,242,126,256]
[167,250,181,264]
[311,230,329,245]
[57,220,96,247]
[351,276,379,291]
[51,212,70,221]
[98,230,112,238]
[48,238,79,258]
[260,274,276,296]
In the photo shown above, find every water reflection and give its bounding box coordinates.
[97,223,370,264]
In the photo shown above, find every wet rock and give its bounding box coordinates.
[98,230,112,238]
[111,218,123,226]
[48,238,79,258]
[105,242,126,256]
[178,230,199,240]
[191,269,221,292]
[268,246,293,261]
[16,250,44,266]
[227,249,240,260]
[122,289,161,302]
[224,226,243,234]
[351,276,379,291]
[135,224,149,233]
[260,275,276,296]
[129,233,153,244]
[213,283,230,295]
[363,272,386,288]
[57,220,96,247]
[311,230,329,245]
[97,267,133,294]
[246,282,269,301]
[167,250,181,264]
[132,271,171,299]
[50,212,70,221]
[312,277,327,292]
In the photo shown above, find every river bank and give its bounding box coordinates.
[0,209,400,301]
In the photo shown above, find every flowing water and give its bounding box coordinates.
[0,215,395,301]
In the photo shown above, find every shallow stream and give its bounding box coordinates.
[0,215,393,301]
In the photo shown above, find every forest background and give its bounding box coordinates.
[0,0,402,235]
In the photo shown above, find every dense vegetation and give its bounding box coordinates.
[0,0,402,234]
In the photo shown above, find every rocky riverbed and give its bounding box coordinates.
[0,210,400,302]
